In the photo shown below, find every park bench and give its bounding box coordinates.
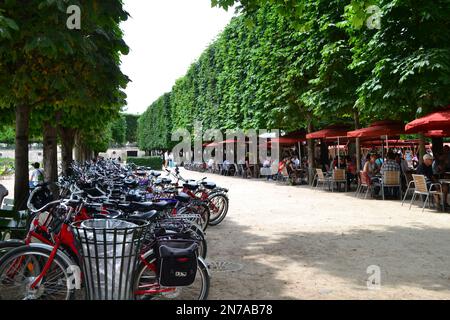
[0,191,29,240]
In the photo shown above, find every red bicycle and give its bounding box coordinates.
[0,194,210,300]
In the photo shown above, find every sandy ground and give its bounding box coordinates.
[2,170,450,299]
[179,169,450,300]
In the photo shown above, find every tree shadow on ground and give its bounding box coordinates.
[207,219,450,299]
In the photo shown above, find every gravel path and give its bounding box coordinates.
[2,170,450,299]
[180,169,450,300]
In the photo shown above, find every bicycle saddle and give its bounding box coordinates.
[175,192,191,203]
[132,210,160,222]
[201,182,217,190]
[183,182,199,191]
[149,200,172,211]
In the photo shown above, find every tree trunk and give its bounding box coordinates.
[307,121,315,185]
[74,132,83,162]
[354,110,361,172]
[418,133,426,165]
[83,147,93,162]
[320,139,328,170]
[431,138,443,157]
[43,122,58,184]
[14,105,30,211]
[59,127,76,176]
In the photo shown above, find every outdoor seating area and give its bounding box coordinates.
[185,107,450,213]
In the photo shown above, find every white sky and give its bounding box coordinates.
[120,0,236,115]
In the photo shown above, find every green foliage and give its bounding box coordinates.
[110,114,127,146]
[151,0,448,137]
[127,157,163,170]
[81,124,113,154]
[124,113,139,143]
[0,126,14,144]
[0,158,14,176]
[347,0,450,121]
[138,93,173,151]
[0,0,130,151]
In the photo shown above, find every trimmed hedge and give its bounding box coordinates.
[127,157,163,170]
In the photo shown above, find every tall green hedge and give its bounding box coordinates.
[138,1,450,151]
[138,93,172,152]
[127,157,163,170]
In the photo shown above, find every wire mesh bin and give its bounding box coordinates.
[71,219,149,300]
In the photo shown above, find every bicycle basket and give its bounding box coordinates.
[156,239,198,287]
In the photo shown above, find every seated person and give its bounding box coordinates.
[346,156,357,187]
[380,151,401,197]
[444,145,450,171]
[363,153,380,179]
[417,154,448,209]
[375,153,384,168]
[292,156,300,168]
[363,153,381,197]
[395,153,409,190]
[336,157,347,169]
[433,154,448,177]
[277,158,288,180]
[286,158,301,185]
[262,157,273,180]
[417,154,435,182]
[381,152,400,174]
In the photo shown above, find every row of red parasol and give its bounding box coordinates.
[305,106,450,141]
[203,106,449,149]
[304,106,450,166]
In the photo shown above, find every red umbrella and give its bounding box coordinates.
[405,106,450,133]
[306,125,350,140]
[425,130,450,138]
[361,139,421,148]
[282,130,307,140]
[347,120,405,139]
[270,137,305,144]
[306,125,351,169]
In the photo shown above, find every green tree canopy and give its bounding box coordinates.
[124,113,139,143]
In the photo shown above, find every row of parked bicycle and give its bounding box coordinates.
[0,160,230,300]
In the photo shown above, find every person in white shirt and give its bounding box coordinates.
[29,162,44,186]
[164,151,169,168]
[207,158,215,170]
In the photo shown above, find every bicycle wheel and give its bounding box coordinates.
[0,240,24,260]
[178,203,210,231]
[134,253,209,300]
[188,224,207,259]
[207,193,229,226]
[0,246,76,300]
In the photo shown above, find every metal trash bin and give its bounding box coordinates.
[72,219,148,300]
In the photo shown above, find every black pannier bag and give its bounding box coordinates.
[157,239,198,287]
